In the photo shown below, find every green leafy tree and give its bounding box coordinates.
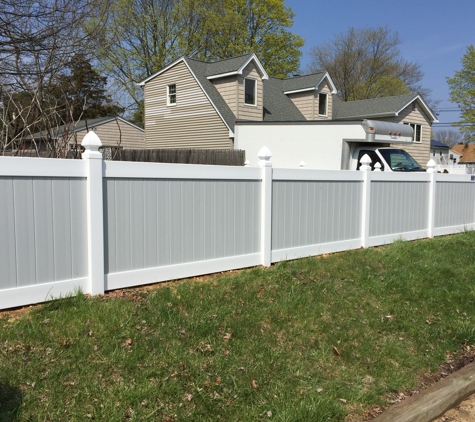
[447,45,475,143]
[307,27,430,103]
[91,0,303,107]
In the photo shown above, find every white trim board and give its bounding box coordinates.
[105,253,261,290]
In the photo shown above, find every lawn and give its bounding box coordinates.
[1,232,475,421]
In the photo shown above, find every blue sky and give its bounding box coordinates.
[285,0,475,132]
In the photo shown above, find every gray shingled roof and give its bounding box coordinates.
[263,78,306,122]
[185,56,305,129]
[333,93,418,120]
[280,72,327,92]
[205,54,254,77]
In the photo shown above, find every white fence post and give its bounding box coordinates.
[82,132,105,295]
[427,159,437,238]
[258,146,273,267]
[360,154,372,248]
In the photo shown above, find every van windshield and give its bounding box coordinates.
[378,149,424,172]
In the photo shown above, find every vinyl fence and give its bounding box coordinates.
[1,133,475,310]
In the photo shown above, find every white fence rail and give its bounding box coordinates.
[1,134,475,310]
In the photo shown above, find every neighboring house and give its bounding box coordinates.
[451,144,475,174]
[449,148,462,164]
[139,53,437,165]
[430,140,451,165]
[29,116,145,150]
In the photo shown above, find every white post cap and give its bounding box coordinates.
[258,146,272,168]
[427,159,436,174]
[374,162,382,172]
[244,160,250,167]
[299,161,305,168]
[81,131,103,159]
[359,154,372,171]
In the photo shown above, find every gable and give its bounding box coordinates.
[333,94,437,123]
[143,60,231,148]
[206,53,269,81]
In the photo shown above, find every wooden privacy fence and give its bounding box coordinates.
[111,148,246,166]
[1,132,475,310]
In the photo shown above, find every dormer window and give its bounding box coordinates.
[167,84,176,105]
[318,93,327,116]
[244,78,256,106]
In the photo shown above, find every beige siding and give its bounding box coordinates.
[287,91,314,119]
[375,103,431,167]
[236,63,263,121]
[214,76,238,116]
[76,120,145,149]
[144,61,231,149]
[287,81,333,120]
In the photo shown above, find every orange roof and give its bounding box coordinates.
[452,144,475,163]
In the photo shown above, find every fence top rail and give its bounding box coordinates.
[434,173,475,183]
[0,156,86,178]
[273,167,365,182]
[369,171,430,182]
[103,160,262,181]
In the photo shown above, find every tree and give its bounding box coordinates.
[447,45,475,143]
[307,27,430,103]
[0,0,111,154]
[91,0,304,107]
[433,129,463,148]
[52,54,124,122]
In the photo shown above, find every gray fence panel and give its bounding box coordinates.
[70,179,88,278]
[435,182,475,228]
[0,178,17,289]
[272,181,362,250]
[369,181,429,237]
[33,178,55,284]
[0,177,88,290]
[104,178,261,274]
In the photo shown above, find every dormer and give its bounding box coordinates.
[282,73,337,120]
[207,54,268,121]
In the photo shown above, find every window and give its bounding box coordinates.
[404,122,422,142]
[318,93,328,116]
[167,84,176,105]
[244,78,256,105]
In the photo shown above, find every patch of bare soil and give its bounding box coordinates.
[346,345,475,421]
[433,394,475,422]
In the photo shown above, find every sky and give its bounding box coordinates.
[285,0,475,134]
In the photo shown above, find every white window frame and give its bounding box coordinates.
[318,93,328,116]
[244,78,257,106]
[167,84,177,106]
[404,122,422,143]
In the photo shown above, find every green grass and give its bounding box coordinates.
[2,232,475,421]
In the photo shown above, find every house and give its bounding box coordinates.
[451,144,475,174]
[29,116,145,150]
[139,53,437,165]
[430,140,451,165]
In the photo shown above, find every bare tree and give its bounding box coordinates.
[433,129,463,148]
[307,27,433,104]
[0,0,110,155]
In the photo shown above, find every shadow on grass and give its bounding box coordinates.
[0,382,22,422]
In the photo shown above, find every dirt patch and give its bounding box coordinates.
[433,394,475,422]
[346,345,475,421]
